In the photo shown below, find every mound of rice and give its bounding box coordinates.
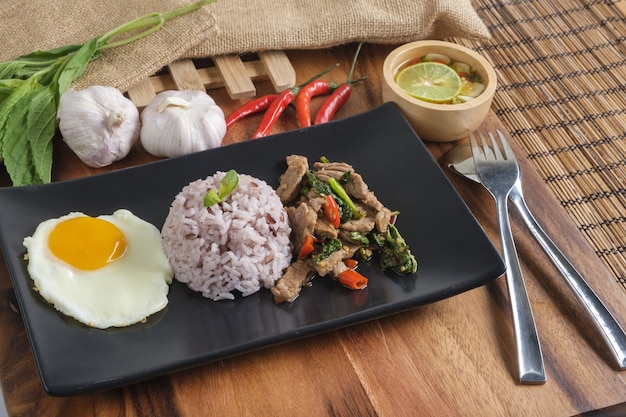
[161,172,292,301]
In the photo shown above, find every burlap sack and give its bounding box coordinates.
[0,1,217,92]
[190,0,491,56]
[0,0,489,92]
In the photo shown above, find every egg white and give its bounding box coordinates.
[23,209,173,329]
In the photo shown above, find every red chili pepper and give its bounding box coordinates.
[295,80,333,128]
[251,63,340,139]
[343,258,358,270]
[251,89,294,139]
[314,84,353,125]
[323,194,341,228]
[298,234,317,259]
[225,94,277,128]
[337,269,368,290]
[313,43,365,125]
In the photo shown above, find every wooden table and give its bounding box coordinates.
[1,43,626,416]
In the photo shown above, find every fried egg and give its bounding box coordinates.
[23,209,173,329]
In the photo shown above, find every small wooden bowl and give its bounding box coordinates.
[382,40,497,142]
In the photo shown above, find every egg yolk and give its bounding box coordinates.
[48,217,127,270]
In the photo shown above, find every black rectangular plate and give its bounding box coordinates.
[0,103,504,396]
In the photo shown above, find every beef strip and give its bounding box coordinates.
[343,173,392,233]
[340,202,377,233]
[277,155,309,204]
[315,216,339,240]
[313,242,361,277]
[306,189,325,213]
[340,217,376,233]
[374,207,393,233]
[313,161,353,182]
[286,202,317,255]
[271,259,315,303]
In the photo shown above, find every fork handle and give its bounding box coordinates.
[510,186,626,369]
[495,195,547,384]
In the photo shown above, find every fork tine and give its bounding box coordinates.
[468,130,484,161]
[497,129,517,161]
[481,131,496,160]
[488,131,504,160]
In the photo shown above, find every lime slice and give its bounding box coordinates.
[395,62,462,104]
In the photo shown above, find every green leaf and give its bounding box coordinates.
[2,90,43,186]
[0,77,39,154]
[219,170,239,198]
[26,86,56,183]
[0,79,23,102]
[203,170,239,207]
[0,61,23,80]
[0,45,83,80]
[56,38,100,94]
[203,189,221,207]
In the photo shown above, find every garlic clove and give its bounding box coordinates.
[140,90,226,158]
[57,86,140,168]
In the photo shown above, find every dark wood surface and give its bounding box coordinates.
[1,44,625,416]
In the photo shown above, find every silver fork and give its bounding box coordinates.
[470,129,546,384]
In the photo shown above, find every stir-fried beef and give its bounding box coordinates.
[286,202,317,254]
[313,161,353,181]
[315,164,390,233]
[340,216,376,233]
[343,172,369,200]
[306,190,325,212]
[345,175,392,233]
[375,207,393,233]
[313,242,360,276]
[340,202,376,232]
[271,259,315,303]
[278,155,309,204]
[315,216,339,240]
[273,155,418,303]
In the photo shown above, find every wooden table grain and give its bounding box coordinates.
[1,44,626,417]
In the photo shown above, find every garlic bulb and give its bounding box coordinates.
[57,86,140,168]
[140,90,226,157]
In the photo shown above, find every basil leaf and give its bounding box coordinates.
[0,79,23,103]
[56,39,100,94]
[203,170,239,207]
[219,170,239,199]
[203,189,221,207]
[0,77,39,155]
[0,61,23,80]
[0,47,80,81]
[2,90,42,186]
[27,86,56,184]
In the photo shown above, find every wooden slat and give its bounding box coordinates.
[126,78,156,108]
[167,59,205,91]
[195,60,269,89]
[258,50,297,92]
[213,54,257,99]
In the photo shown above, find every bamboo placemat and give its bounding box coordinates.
[449,0,626,288]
